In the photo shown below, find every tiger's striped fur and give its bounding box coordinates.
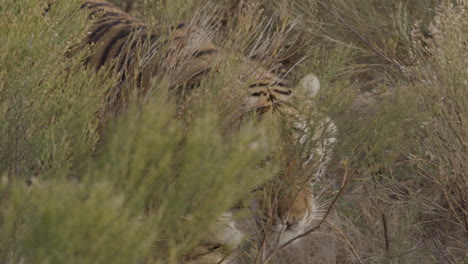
[76,0,294,115]
[64,0,336,260]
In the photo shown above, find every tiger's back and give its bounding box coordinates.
[74,1,222,110]
[78,0,295,114]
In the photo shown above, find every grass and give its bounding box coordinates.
[1,0,466,263]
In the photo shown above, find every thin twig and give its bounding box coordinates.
[325,220,364,264]
[253,192,274,264]
[432,238,454,264]
[456,184,468,240]
[362,184,390,253]
[381,212,390,252]
[253,221,268,264]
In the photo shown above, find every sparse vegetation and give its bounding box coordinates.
[1,0,466,263]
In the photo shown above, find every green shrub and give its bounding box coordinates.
[0,1,276,263]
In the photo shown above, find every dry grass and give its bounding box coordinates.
[1,0,466,263]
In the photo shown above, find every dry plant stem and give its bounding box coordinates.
[253,222,269,264]
[381,212,389,252]
[432,239,455,264]
[325,220,364,264]
[262,165,351,263]
[457,185,468,240]
[388,245,421,260]
[443,185,459,223]
[317,0,409,75]
[362,184,390,253]
[253,192,276,264]
[216,253,228,264]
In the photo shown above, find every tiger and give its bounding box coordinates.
[54,0,337,261]
[251,73,337,248]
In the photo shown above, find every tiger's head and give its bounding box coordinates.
[243,72,337,247]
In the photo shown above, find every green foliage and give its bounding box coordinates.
[0,1,276,263]
[0,0,107,180]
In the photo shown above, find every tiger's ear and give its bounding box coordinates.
[296,73,321,99]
